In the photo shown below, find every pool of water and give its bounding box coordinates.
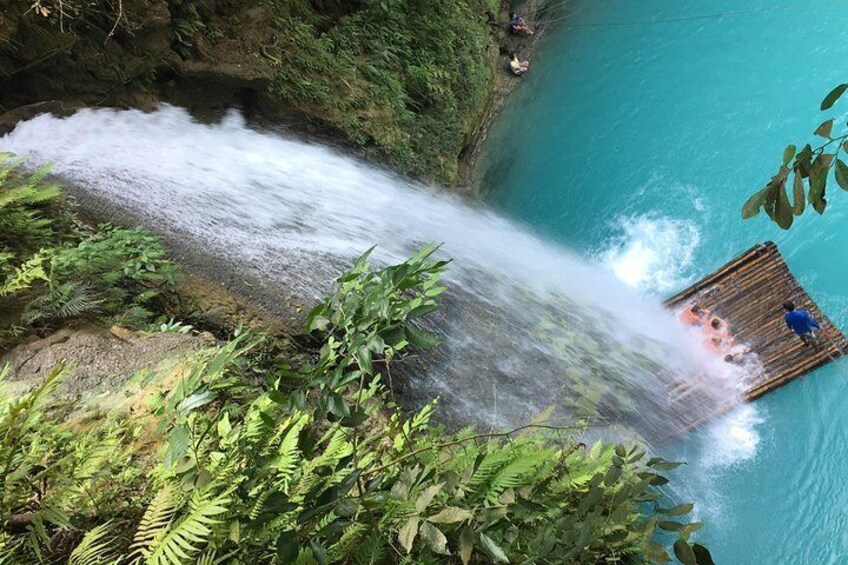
[481,0,848,562]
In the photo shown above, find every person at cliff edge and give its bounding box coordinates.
[508,12,534,35]
[783,300,821,352]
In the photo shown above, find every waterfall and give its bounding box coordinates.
[2,105,747,441]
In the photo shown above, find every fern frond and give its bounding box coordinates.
[485,449,549,505]
[351,530,386,565]
[466,447,514,490]
[21,281,103,325]
[144,487,230,565]
[130,485,183,561]
[314,428,353,469]
[0,252,47,297]
[69,521,122,565]
[273,412,309,493]
[329,522,368,561]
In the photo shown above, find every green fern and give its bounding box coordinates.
[272,412,309,494]
[0,252,47,297]
[466,447,515,491]
[328,523,368,561]
[484,448,550,505]
[142,487,230,565]
[130,485,183,562]
[69,521,122,565]
[0,154,61,251]
[21,281,103,325]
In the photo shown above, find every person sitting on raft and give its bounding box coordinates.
[679,303,710,326]
[509,54,530,76]
[704,316,733,354]
[509,12,535,35]
[783,300,821,351]
[723,345,751,365]
[707,316,729,341]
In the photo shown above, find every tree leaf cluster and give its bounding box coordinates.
[743,82,848,229]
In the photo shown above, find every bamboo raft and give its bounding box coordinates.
[665,241,848,401]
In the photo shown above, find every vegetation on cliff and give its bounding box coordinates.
[0,163,714,563]
[265,0,499,183]
[2,0,507,184]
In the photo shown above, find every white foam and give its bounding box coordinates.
[702,404,763,467]
[600,215,701,294]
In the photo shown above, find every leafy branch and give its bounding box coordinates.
[743,83,848,229]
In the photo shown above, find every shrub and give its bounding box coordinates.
[0,154,179,333]
[0,248,713,564]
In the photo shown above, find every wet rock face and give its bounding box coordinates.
[0,0,276,120]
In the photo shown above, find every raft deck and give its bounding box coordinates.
[665,241,848,400]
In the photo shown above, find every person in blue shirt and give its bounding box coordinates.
[508,12,534,35]
[783,300,821,351]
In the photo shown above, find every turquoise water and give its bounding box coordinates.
[482,1,848,563]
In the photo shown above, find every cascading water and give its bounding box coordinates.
[2,106,748,441]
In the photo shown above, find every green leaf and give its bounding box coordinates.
[796,144,814,177]
[176,389,215,414]
[479,533,509,563]
[658,503,694,516]
[658,521,685,532]
[459,526,474,565]
[310,540,328,565]
[792,174,806,215]
[680,522,704,537]
[674,539,697,565]
[693,543,716,565]
[268,390,289,406]
[399,517,419,553]
[741,187,768,219]
[415,483,444,513]
[427,507,473,524]
[821,83,848,110]
[775,182,794,229]
[408,303,439,319]
[809,163,827,213]
[419,521,450,555]
[276,531,299,562]
[379,326,407,348]
[644,541,670,563]
[217,412,232,439]
[783,144,796,166]
[405,325,442,349]
[647,457,684,471]
[835,159,848,191]
[814,119,834,139]
[164,425,190,468]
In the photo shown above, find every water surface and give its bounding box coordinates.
[482,0,848,562]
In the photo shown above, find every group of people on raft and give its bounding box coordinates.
[679,304,742,361]
[679,299,823,362]
[506,12,533,76]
